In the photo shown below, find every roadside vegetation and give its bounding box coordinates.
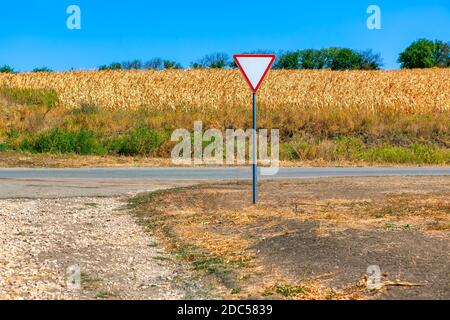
[0,76,448,165]
[0,38,448,165]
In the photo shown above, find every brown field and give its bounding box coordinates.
[1,68,449,117]
[131,177,450,300]
[1,69,449,165]
[1,68,449,112]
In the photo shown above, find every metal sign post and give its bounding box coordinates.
[233,54,276,204]
[252,92,257,204]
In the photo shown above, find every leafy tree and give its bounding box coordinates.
[32,67,53,73]
[433,40,450,67]
[298,49,326,69]
[229,50,276,69]
[0,65,14,73]
[321,48,338,69]
[121,59,142,70]
[398,39,437,69]
[191,53,230,69]
[98,62,122,71]
[327,48,362,70]
[359,50,383,70]
[274,48,382,70]
[274,51,300,69]
[163,60,182,70]
[144,58,164,70]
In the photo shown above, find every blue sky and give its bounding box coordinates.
[0,0,449,71]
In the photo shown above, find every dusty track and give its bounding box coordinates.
[0,197,206,300]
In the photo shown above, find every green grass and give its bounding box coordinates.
[358,143,449,164]
[281,136,449,165]
[383,223,413,231]
[19,128,106,155]
[106,127,168,156]
[274,284,310,298]
[383,223,397,231]
[3,128,448,164]
[262,290,274,297]
[0,91,448,164]
[0,86,58,108]
[177,243,233,284]
[3,127,170,156]
[2,126,448,164]
[230,288,241,295]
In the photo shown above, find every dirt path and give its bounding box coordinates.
[0,197,206,300]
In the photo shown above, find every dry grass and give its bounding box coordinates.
[0,151,173,168]
[131,177,450,299]
[0,151,405,168]
[0,68,448,121]
[1,69,448,164]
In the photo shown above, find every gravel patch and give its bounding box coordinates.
[0,197,205,300]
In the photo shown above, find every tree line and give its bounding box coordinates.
[93,48,385,71]
[1,38,449,73]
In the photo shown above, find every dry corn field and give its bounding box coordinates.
[0,69,449,114]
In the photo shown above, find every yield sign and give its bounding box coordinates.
[233,54,276,93]
[233,54,276,204]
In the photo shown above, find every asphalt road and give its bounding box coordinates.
[0,167,449,198]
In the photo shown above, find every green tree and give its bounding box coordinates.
[398,39,437,69]
[327,48,362,70]
[274,48,382,70]
[163,60,182,70]
[229,50,276,69]
[433,40,450,67]
[298,49,326,69]
[144,58,164,70]
[98,62,122,71]
[0,65,14,73]
[274,51,300,69]
[359,50,383,70]
[32,67,53,73]
[121,60,142,70]
[191,53,230,69]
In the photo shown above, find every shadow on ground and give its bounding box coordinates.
[255,220,449,300]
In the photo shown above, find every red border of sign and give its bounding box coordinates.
[233,54,276,93]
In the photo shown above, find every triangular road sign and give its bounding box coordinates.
[233,54,276,93]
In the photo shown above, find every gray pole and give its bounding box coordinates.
[252,92,257,204]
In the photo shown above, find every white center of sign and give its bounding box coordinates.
[234,55,275,92]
